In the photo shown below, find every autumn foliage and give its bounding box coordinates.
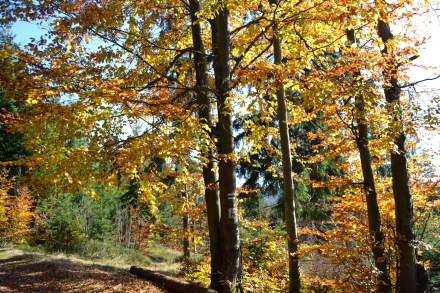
[0,0,439,292]
[0,172,34,243]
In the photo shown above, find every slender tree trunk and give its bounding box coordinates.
[127,208,132,248]
[377,20,417,293]
[346,29,392,293]
[210,7,240,293]
[183,212,190,262]
[355,96,393,292]
[191,219,197,254]
[188,0,222,290]
[271,3,300,292]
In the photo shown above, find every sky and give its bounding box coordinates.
[11,21,43,45]
[9,5,440,174]
[406,6,440,174]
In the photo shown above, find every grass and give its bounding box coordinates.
[145,241,182,274]
[3,239,182,274]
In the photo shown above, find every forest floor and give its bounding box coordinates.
[0,248,170,292]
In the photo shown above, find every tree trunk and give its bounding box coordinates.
[271,3,301,292]
[191,219,197,254]
[355,95,393,292]
[182,215,190,261]
[210,7,240,293]
[188,0,222,290]
[346,29,392,293]
[377,19,417,293]
[183,193,190,263]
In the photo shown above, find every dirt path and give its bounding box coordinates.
[0,248,167,293]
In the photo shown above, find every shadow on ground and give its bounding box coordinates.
[0,250,167,293]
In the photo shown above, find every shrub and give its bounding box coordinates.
[0,172,34,244]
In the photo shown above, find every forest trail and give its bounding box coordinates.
[0,248,168,293]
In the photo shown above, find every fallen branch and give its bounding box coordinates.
[129,266,217,293]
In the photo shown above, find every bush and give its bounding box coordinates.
[35,191,121,249]
[36,193,86,250]
[0,172,34,244]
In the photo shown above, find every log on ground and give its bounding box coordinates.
[129,266,217,293]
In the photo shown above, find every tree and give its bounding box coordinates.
[377,18,417,293]
[346,28,391,292]
[0,29,31,178]
[210,5,240,292]
[188,0,222,289]
[270,1,300,292]
[0,29,34,244]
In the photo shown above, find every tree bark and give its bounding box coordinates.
[377,20,417,293]
[183,193,190,263]
[210,7,240,293]
[188,0,222,290]
[271,3,301,292]
[346,29,392,293]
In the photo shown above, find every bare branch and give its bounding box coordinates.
[399,74,440,88]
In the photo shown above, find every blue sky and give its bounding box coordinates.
[11,20,46,45]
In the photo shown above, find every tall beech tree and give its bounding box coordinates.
[270,1,300,292]
[188,0,222,290]
[346,28,392,293]
[210,5,241,292]
[377,18,417,293]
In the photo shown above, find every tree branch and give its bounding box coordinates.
[399,74,440,88]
